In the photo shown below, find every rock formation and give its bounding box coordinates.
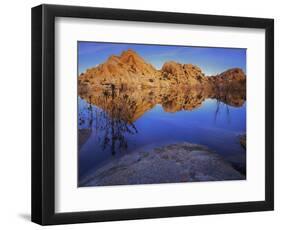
[78,49,246,93]
[161,61,209,87]
[78,48,246,137]
[80,142,245,186]
[209,68,246,91]
[79,49,161,90]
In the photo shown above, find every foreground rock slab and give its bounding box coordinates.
[81,142,245,187]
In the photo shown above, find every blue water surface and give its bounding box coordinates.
[78,97,246,182]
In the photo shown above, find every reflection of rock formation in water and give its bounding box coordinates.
[78,87,245,153]
[95,105,138,155]
[80,142,245,186]
[79,86,245,124]
[79,128,92,149]
[78,97,138,154]
[239,134,246,149]
[78,102,93,149]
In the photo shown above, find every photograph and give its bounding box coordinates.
[77,42,247,187]
[30,3,274,225]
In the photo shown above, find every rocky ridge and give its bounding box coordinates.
[78,49,246,92]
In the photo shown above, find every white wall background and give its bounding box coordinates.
[0,0,279,229]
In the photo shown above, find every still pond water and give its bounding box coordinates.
[78,88,246,184]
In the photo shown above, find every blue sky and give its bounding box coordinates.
[78,41,246,76]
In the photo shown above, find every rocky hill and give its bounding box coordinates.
[209,68,246,90]
[78,49,246,93]
[79,49,161,91]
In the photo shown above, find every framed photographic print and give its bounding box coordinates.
[31,4,274,225]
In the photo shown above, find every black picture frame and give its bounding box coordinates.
[31,4,274,225]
